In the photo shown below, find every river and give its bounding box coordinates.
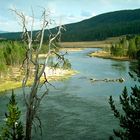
[0,48,137,140]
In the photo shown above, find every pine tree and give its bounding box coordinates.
[135,36,140,49]
[127,39,137,58]
[109,58,140,140]
[0,90,24,140]
[0,48,6,75]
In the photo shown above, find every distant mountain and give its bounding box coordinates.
[61,8,140,41]
[0,8,140,41]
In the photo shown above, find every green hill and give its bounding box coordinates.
[1,8,140,41]
[61,8,140,41]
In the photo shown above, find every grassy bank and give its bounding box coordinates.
[88,50,130,61]
[0,68,77,93]
[60,48,84,52]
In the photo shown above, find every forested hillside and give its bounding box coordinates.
[1,8,140,41]
[61,8,140,41]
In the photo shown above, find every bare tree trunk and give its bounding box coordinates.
[12,8,63,140]
[25,80,39,139]
[25,105,33,140]
[25,93,34,140]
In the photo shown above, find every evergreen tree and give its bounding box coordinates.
[122,37,128,56]
[3,42,12,65]
[0,90,24,140]
[0,48,6,74]
[135,36,140,49]
[109,58,140,140]
[110,42,126,57]
[2,41,26,66]
[127,39,137,58]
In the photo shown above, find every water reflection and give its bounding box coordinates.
[111,62,127,72]
[129,60,138,74]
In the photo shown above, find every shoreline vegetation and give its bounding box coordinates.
[87,35,140,61]
[0,66,77,93]
[0,46,83,93]
[60,35,140,62]
[1,35,139,92]
[59,38,131,61]
[88,50,130,61]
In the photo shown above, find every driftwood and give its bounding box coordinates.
[90,77,125,83]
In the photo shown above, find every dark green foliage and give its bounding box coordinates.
[109,86,140,139]
[0,48,6,72]
[2,41,26,65]
[127,39,137,58]
[0,90,24,140]
[109,58,140,139]
[135,36,140,49]
[110,35,140,59]
[0,41,26,73]
[109,96,120,118]
[110,43,125,57]
[61,8,140,41]
[1,9,140,41]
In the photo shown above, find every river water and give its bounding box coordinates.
[0,48,137,140]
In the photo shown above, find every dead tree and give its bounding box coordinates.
[12,8,63,140]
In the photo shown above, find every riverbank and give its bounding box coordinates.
[60,48,84,52]
[0,67,76,93]
[88,50,130,61]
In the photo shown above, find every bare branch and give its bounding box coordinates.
[12,7,63,140]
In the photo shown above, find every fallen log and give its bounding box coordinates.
[90,77,125,83]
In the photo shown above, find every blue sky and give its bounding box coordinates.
[0,0,140,32]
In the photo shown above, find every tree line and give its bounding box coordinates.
[110,35,140,59]
[0,41,26,73]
